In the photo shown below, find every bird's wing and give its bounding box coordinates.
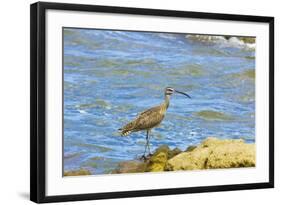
[134,105,165,131]
[119,105,164,135]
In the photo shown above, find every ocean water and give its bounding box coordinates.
[63,28,255,175]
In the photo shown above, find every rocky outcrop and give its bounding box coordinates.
[166,137,255,171]
[111,160,147,174]
[64,168,91,176]
[111,137,255,174]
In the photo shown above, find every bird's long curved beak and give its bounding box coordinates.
[175,90,191,98]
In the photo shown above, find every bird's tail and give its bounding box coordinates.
[118,128,132,136]
[118,121,135,136]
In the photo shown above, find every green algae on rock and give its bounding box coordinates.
[230,69,255,80]
[111,145,182,173]
[195,110,234,121]
[76,99,111,110]
[169,64,206,77]
[146,152,168,172]
[185,145,197,152]
[242,69,255,79]
[71,142,113,153]
[145,145,183,172]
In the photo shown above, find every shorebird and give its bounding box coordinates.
[119,87,191,159]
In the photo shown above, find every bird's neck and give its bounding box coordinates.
[164,94,170,109]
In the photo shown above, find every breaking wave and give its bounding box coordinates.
[185,34,255,50]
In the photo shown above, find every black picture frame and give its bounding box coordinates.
[30,1,274,203]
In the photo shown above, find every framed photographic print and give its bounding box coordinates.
[30,2,274,203]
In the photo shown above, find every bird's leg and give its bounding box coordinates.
[147,130,152,156]
[141,130,149,160]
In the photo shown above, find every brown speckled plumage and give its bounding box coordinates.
[119,105,166,136]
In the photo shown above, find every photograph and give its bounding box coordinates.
[63,28,256,176]
[30,2,274,202]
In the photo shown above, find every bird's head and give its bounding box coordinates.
[165,87,191,98]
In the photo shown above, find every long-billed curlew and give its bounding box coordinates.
[119,87,191,159]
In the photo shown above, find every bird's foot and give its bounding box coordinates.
[140,154,148,161]
[139,153,153,161]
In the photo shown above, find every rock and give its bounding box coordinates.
[206,142,255,168]
[110,137,255,174]
[111,145,182,173]
[146,151,168,172]
[64,169,91,176]
[154,145,170,155]
[154,145,182,159]
[238,37,255,44]
[185,35,225,43]
[145,145,183,171]
[166,146,210,171]
[168,148,182,159]
[112,160,146,174]
[185,145,197,152]
[166,137,255,171]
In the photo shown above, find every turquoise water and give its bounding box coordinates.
[63,28,255,175]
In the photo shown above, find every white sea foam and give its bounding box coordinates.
[185,34,255,50]
[78,109,87,114]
